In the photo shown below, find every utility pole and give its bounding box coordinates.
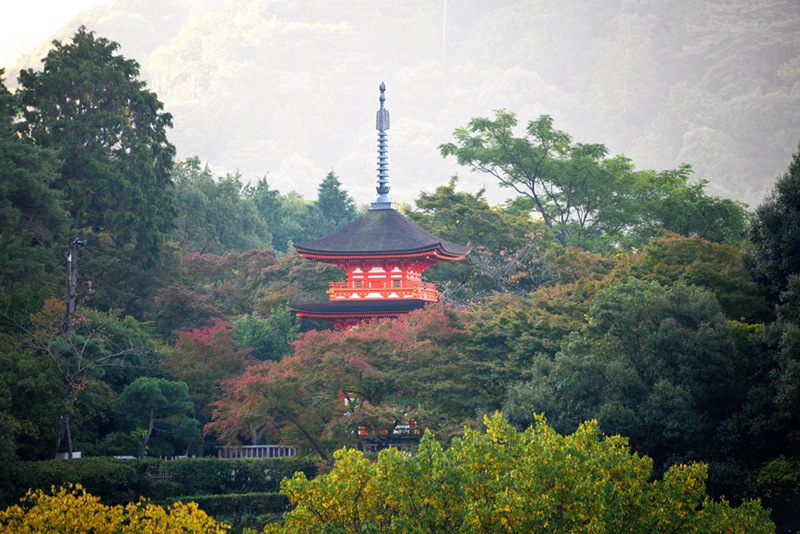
[64,238,88,334]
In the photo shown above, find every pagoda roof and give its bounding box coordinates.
[294,208,470,259]
[289,299,429,317]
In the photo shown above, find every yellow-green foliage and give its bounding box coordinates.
[267,414,774,533]
[0,483,230,533]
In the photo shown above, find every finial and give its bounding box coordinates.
[371,81,393,210]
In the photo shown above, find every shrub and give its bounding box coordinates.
[0,484,229,533]
[268,414,775,533]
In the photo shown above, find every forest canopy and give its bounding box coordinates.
[1,25,799,533]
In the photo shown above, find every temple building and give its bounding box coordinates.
[290,83,470,329]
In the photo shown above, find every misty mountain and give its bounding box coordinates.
[10,0,800,207]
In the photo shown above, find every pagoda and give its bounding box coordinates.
[290,83,470,329]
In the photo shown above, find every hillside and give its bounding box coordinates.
[8,0,800,206]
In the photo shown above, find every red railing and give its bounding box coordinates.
[328,281,438,301]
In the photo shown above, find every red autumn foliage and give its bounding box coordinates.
[206,304,473,457]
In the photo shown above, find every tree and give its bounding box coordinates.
[408,177,544,300]
[249,179,307,254]
[0,331,62,462]
[251,249,341,317]
[16,27,176,266]
[440,111,636,248]
[412,177,535,252]
[23,299,161,459]
[749,141,800,301]
[635,166,749,246]
[113,377,197,458]
[462,246,618,411]
[232,305,300,361]
[440,111,748,250]
[615,232,772,322]
[150,248,280,337]
[172,156,271,254]
[163,320,252,421]
[296,171,360,243]
[0,484,229,533]
[0,70,68,319]
[314,171,358,230]
[504,279,741,476]
[208,305,473,457]
[267,413,773,533]
[732,274,800,524]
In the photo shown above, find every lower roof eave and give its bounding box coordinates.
[289,299,431,317]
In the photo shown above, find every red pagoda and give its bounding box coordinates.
[290,83,470,329]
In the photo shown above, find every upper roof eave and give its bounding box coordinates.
[293,208,471,258]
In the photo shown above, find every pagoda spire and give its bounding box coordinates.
[370,82,393,210]
[291,84,471,330]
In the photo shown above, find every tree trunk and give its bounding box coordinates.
[141,408,155,458]
[65,411,74,459]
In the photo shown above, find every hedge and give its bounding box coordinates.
[149,457,317,495]
[0,457,147,507]
[0,457,316,509]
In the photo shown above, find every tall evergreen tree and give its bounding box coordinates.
[0,70,68,318]
[315,171,357,228]
[749,142,800,301]
[289,171,360,244]
[16,27,176,266]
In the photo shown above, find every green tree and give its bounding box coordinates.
[249,179,308,254]
[505,279,741,475]
[736,275,800,518]
[114,377,198,458]
[411,177,535,252]
[615,232,772,322]
[749,141,800,301]
[172,156,270,254]
[23,299,161,459]
[296,171,360,243]
[635,165,749,246]
[0,70,68,319]
[0,331,62,462]
[150,248,280,337]
[462,246,617,412]
[314,171,357,230]
[251,249,341,317]
[408,177,543,300]
[232,305,300,361]
[16,27,176,266]
[441,111,748,250]
[268,413,773,533]
[440,111,636,248]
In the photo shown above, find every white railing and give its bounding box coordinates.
[216,445,295,459]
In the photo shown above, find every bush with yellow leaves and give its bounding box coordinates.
[268,413,775,533]
[0,483,229,533]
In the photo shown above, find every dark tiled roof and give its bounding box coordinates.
[289,299,429,316]
[294,209,470,258]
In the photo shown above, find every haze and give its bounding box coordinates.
[5,0,799,207]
